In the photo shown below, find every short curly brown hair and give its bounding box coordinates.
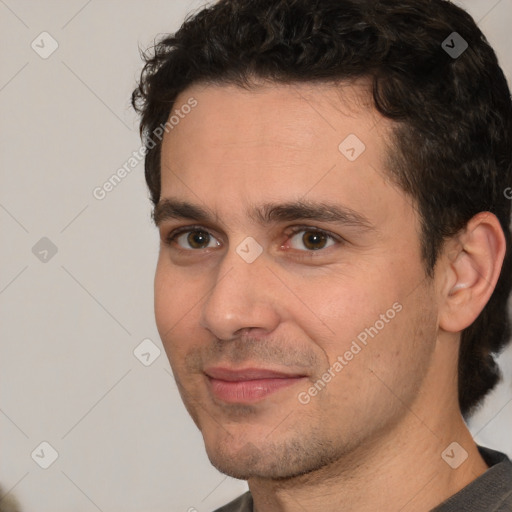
[132,0,512,418]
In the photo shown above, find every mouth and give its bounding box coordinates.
[204,366,308,404]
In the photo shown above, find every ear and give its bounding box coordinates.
[438,212,506,333]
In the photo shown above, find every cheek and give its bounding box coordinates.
[154,258,203,355]
[289,268,405,357]
[295,285,437,435]
[154,260,176,336]
[289,259,433,401]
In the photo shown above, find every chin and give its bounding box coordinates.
[205,435,342,481]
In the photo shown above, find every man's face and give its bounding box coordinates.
[155,82,439,480]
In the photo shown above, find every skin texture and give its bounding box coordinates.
[154,82,505,512]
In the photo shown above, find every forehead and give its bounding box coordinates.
[159,81,402,227]
[163,80,382,163]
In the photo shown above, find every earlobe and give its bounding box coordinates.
[438,212,506,333]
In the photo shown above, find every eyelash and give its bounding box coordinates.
[164,224,343,257]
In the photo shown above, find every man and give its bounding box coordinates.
[132,0,512,510]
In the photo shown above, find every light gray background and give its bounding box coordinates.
[0,1,511,511]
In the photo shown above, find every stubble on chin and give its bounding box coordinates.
[204,420,351,481]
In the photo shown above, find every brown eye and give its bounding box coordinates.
[170,229,220,250]
[287,228,337,251]
[302,231,329,250]
[187,230,211,249]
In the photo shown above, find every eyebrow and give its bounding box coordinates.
[153,198,375,231]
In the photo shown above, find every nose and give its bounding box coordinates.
[199,245,281,341]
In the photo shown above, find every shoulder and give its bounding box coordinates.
[212,491,253,512]
[432,445,512,511]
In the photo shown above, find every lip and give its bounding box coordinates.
[204,367,307,403]
[205,366,305,381]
